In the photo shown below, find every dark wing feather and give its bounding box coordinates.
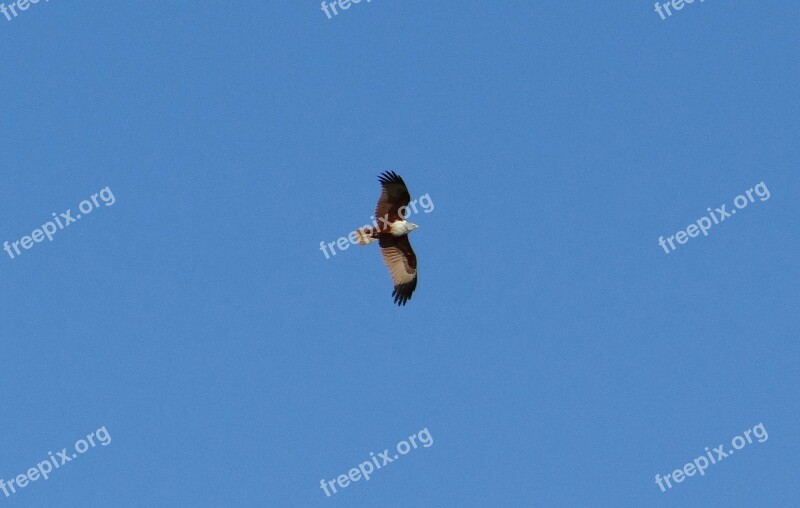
[379,235,417,306]
[375,171,411,228]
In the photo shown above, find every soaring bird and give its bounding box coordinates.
[355,171,419,306]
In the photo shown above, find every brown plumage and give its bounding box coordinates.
[375,171,412,228]
[356,171,420,306]
[380,235,418,305]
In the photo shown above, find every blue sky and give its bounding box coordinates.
[1,1,798,506]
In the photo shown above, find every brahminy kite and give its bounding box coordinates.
[355,171,419,305]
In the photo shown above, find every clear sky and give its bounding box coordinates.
[0,1,798,506]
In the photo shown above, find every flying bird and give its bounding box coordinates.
[356,171,419,306]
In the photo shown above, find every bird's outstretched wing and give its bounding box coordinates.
[375,171,411,228]
[379,235,417,306]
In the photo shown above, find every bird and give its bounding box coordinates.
[355,171,419,306]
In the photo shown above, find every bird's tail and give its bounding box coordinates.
[356,227,377,245]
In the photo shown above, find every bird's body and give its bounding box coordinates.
[355,171,420,306]
[357,218,417,243]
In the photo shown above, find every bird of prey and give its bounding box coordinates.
[355,171,419,306]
